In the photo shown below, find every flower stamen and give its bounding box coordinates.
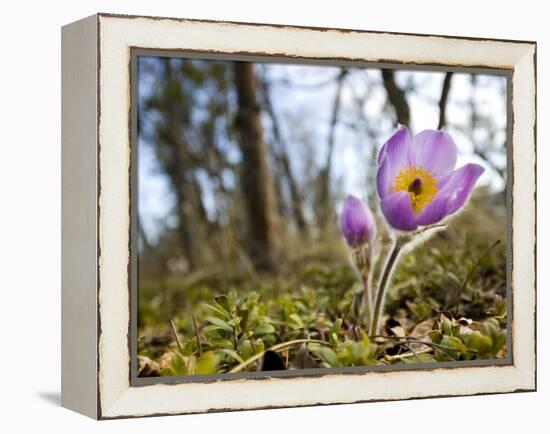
[392,165,438,213]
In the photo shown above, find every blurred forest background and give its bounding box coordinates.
[136,57,508,376]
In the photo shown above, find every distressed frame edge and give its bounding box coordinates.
[510,42,537,389]
[95,11,537,46]
[94,14,536,419]
[61,13,100,420]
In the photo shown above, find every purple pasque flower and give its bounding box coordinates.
[377,126,484,232]
[341,195,377,247]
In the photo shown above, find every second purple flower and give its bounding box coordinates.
[340,195,376,248]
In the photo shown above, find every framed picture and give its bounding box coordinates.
[61,13,536,419]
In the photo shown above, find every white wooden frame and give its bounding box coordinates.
[61,13,536,419]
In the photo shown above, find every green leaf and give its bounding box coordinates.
[219,349,245,364]
[202,303,231,320]
[351,341,373,364]
[239,339,254,360]
[440,336,467,360]
[202,325,230,336]
[313,347,339,367]
[330,321,347,346]
[183,339,196,356]
[214,295,231,312]
[171,353,188,376]
[488,295,507,319]
[208,338,236,350]
[252,339,265,354]
[481,318,500,340]
[205,316,233,333]
[196,351,221,375]
[429,329,443,344]
[289,313,304,329]
[466,331,493,356]
[492,330,507,354]
[254,323,276,336]
[227,316,242,327]
[294,300,308,312]
[440,315,453,336]
[237,331,254,344]
[331,318,343,335]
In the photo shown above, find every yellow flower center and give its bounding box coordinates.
[392,165,438,214]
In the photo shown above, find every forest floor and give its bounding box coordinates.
[137,193,508,377]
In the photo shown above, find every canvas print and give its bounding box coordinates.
[135,56,508,378]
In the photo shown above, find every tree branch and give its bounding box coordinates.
[381,69,410,128]
[259,74,308,235]
[438,72,453,129]
[318,68,348,225]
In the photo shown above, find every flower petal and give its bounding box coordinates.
[409,130,457,179]
[380,191,418,231]
[377,126,411,199]
[416,163,485,226]
[377,154,392,200]
[378,125,411,165]
[340,195,377,246]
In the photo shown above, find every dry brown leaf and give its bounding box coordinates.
[408,318,435,352]
[137,355,161,377]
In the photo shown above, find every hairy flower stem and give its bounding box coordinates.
[370,238,405,337]
[351,245,374,329]
[362,274,373,328]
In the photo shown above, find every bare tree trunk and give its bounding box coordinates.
[318,68,347,228]
[259,76,308,236]
[438,72,453,129]
[233,62,279,270]
[162,59,197,270]
[381,69,410,128]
